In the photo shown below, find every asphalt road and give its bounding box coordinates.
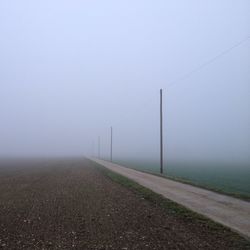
[91,158,250,239]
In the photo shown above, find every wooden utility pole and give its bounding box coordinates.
[92,141,95,157]
[110,126,113,162]
[160,89,164,174]
[98,136,100,159]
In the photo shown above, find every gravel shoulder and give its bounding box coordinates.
[0,158,249,249]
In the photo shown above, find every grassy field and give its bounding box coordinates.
[113,159,250,199]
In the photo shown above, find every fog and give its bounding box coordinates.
[0,1,250,168]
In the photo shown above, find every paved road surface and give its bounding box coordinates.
[91,158,250,239]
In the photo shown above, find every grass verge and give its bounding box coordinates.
[90,160,250,249]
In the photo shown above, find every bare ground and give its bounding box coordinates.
[0,158,249,249]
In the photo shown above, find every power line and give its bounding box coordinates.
[167,36,250,88]
[112,36,250,127]
[98,35,250,153]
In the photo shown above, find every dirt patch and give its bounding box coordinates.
[0,158,249,249]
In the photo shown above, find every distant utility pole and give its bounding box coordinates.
[160,89,164,174]
[92,141,95,157]
[98,136,100,159]
[110,126,113,162]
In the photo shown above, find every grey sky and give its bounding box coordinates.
[0,1,249,166]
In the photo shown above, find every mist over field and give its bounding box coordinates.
[0,0,250,174]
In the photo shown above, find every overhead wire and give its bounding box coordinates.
[167,36,250,88]
[109,35,250,128]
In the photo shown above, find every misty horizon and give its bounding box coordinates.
[0,1,249,167]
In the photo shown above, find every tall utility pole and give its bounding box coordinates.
[98,136,100,159]
[110,126,113,162]
[160,89,164,174]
